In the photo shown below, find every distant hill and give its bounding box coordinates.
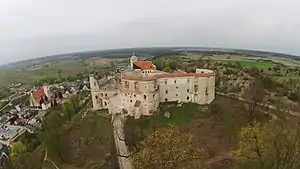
[2,47,299,69]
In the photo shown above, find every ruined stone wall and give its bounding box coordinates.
[120,79,159,117]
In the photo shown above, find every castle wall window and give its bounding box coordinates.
[153,94,155,98]
[165,80,167,84]
[165,98,168,102]
[125,81,129,89]
[100,93,103,97]
[104,102,107,106]
[176,86,178,89]
[205,87,208,95]
[194,85,198,92]
[187,89,190,93]
[105,93,107,97]
[176,94,178,96]
[95,95,98,99]
[144,95,147,100]
[187,96,190,100]
[166,90,168,94]
[134,82,139,90]
[174,80,177,84]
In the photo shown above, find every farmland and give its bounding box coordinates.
[0,58,110,87]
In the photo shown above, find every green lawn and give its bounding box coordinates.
[219,60,277,69]
[134,103,201,129]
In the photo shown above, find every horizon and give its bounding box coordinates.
[2,46,299,67]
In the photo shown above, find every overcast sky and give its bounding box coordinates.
[0,0,300,64]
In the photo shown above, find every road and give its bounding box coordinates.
[112,115,133,169]
[0,93,27,112]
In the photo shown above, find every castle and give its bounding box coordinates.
[90,54,215,118]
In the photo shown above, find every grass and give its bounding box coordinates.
[219,60,277,69]
[135,103,201,129]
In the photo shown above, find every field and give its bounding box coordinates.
[0,58,111,87]
[219,60,276,69]
[185,53,300,69]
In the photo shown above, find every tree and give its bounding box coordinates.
[132,126,205,169]
[10,141,27,164]
[41,112,65,161]
[62,100,75,121]
[235,119,300,169]
[244,78,265,121]
[169,60,180,70]
[163,67,172,73]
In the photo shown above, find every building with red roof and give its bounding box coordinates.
[132,61,156,70]
[29,84,52,110]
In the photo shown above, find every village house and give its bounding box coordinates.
[29,84,52,110]
[90,54,215,119]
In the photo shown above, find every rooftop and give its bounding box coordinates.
[133,61,156,70]
[31,88,45,103]
[122,69,215,81]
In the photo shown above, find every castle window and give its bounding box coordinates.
[95,95,98,99]
[194,85,198,92]
[125,94,127,97]
[187,96,190,100]
[187,89,190,93]
[134,82,139,90]
[174,80,177,84]
[125,81,129,89]
[144,95,147,100]
[153,94,155,98]
[166,90,168,94]
[205,87,208,95]
[100,93,103,97]
[105,93,107,97]
[165,98,168,102]
[104,102,107,106]
[130,100,132,103]
[176,94,178,96]
[176,86,178,89]
[165,80,167,84]
[134,94,136,97]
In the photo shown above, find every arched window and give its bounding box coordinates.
[144,95,147,100]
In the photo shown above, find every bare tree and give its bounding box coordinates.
[244,78,265,121]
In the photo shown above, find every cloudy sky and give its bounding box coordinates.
[0,0,300,64]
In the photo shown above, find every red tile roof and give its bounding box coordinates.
[133,61,156,70]
[32,88,45,103]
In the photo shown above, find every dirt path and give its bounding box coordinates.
[112,115,133,169]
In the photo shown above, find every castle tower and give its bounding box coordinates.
[43,83,51,98]
[130,52,138,69]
